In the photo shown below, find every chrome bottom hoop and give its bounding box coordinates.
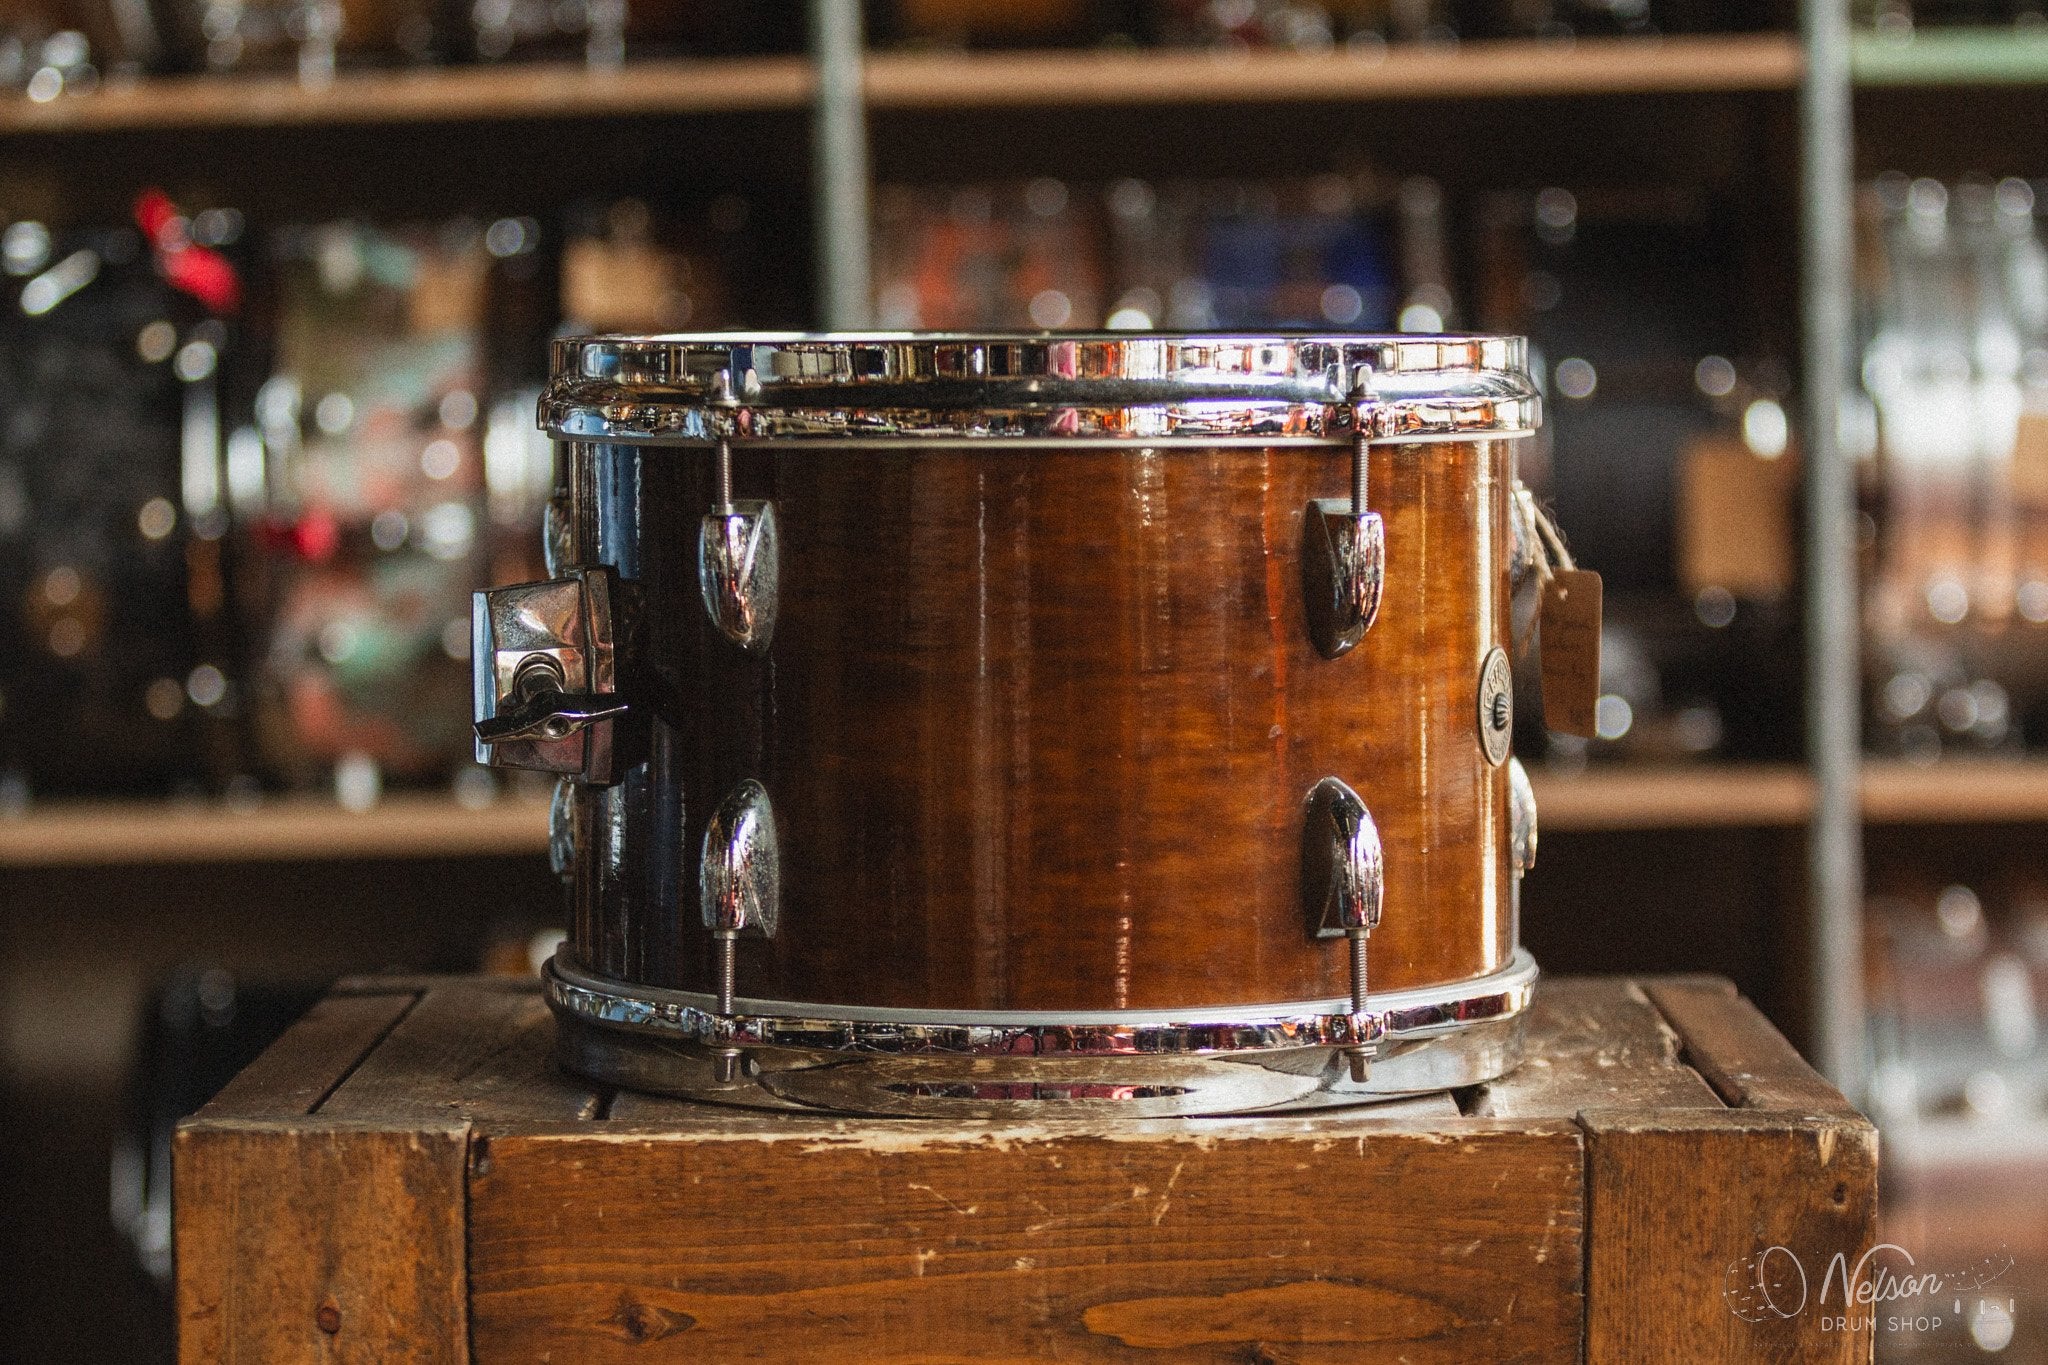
[544,948,1537,1059]
[544,951,1537,1117]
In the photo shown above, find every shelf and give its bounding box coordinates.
[0,56,814,134]
[0,793,549,866]
[1536,759,2048,830]
[1529,763,1812,831]
[1852,27,2048,86]
[1861,757,2048,824]
[861,35,1802,108]
[0,35,1800,135]
[0,767,1813,863]
[4,754,2043,867]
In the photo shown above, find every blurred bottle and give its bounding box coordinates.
[1149,0,1461,45]
[0,198,247,801]
[1098,172,1406,331]
[158,0,443,77]
[873,178,1105,330]
[1477,184,1798,764]
[559,197,720,333]
[873,171,1430,335]
[878,0,1147,48]
[238,220,494,795]
[1868,880,2045,1127]
[1860,173,2048,758]
[0,20,102,91]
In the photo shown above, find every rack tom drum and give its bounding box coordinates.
[474,334,1548,1117]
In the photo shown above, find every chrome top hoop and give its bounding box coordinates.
[541,332,1540,445]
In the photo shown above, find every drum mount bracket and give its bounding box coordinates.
[471,566,630,783]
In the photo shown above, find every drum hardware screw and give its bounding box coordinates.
[1345,930,1372,1083]
[713,436,736,515]
[700,779,780,1086]
[1350,372,1372,515]
[1301,776,1384,1084]
[711,931,743,1083]
[1301,369,1386,659]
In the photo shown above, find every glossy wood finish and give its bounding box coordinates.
[567,434,1514,1011]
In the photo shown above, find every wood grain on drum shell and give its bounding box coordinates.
[570,437,1514,1012]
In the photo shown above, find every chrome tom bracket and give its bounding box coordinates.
[1302,775,1386,1082]
[1302,367,1388,660]
[471,566,629,783]
[698,368,779,653]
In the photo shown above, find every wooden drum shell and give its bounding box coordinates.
[564,433,1515,1014]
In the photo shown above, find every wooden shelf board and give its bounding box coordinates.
[1530,763,1813,831]
[1860,757,2048,824]
[0,56,814,134]
[0,793,549,866]
[863,35,1802,108]
[1535,758,2048,831]
[3,755,2044,867]
[0,35,1798,135]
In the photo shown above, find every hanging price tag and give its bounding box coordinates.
[2012,411,2048,508]
[1539,568,1603,738]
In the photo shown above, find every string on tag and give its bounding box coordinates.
[1530,497,1575,575]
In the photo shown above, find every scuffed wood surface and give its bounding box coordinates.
[320,984,602,1124]
[1465,977,1723,1117]
[467,1121,1585,1363]
[1641,976,1862,1115]
[176,974,1878,1364]
[1583,1110,1879,1365]
[197,990,416,1120]
[175,1123,470,1364]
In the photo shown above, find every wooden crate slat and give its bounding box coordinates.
[1581,1109,1880,1364]
[177,975,1877,1361]
[1641,977,1861,1115]
[320,981,603,1124]
[467,1121,1585,1363]
[174,1123,470,1365]
[1466,977,1727,1118]
[197,989,418,1121]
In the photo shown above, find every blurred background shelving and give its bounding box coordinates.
[0,0,2045,1357]
[0,34,1806,135]
[4,755,2041,872]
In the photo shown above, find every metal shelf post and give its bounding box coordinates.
[1800,0,1866,1099]
[809,0,873,329]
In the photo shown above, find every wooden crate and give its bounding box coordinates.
[175,974,1875,1364]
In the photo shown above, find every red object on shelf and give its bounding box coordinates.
[135,188,241,316]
